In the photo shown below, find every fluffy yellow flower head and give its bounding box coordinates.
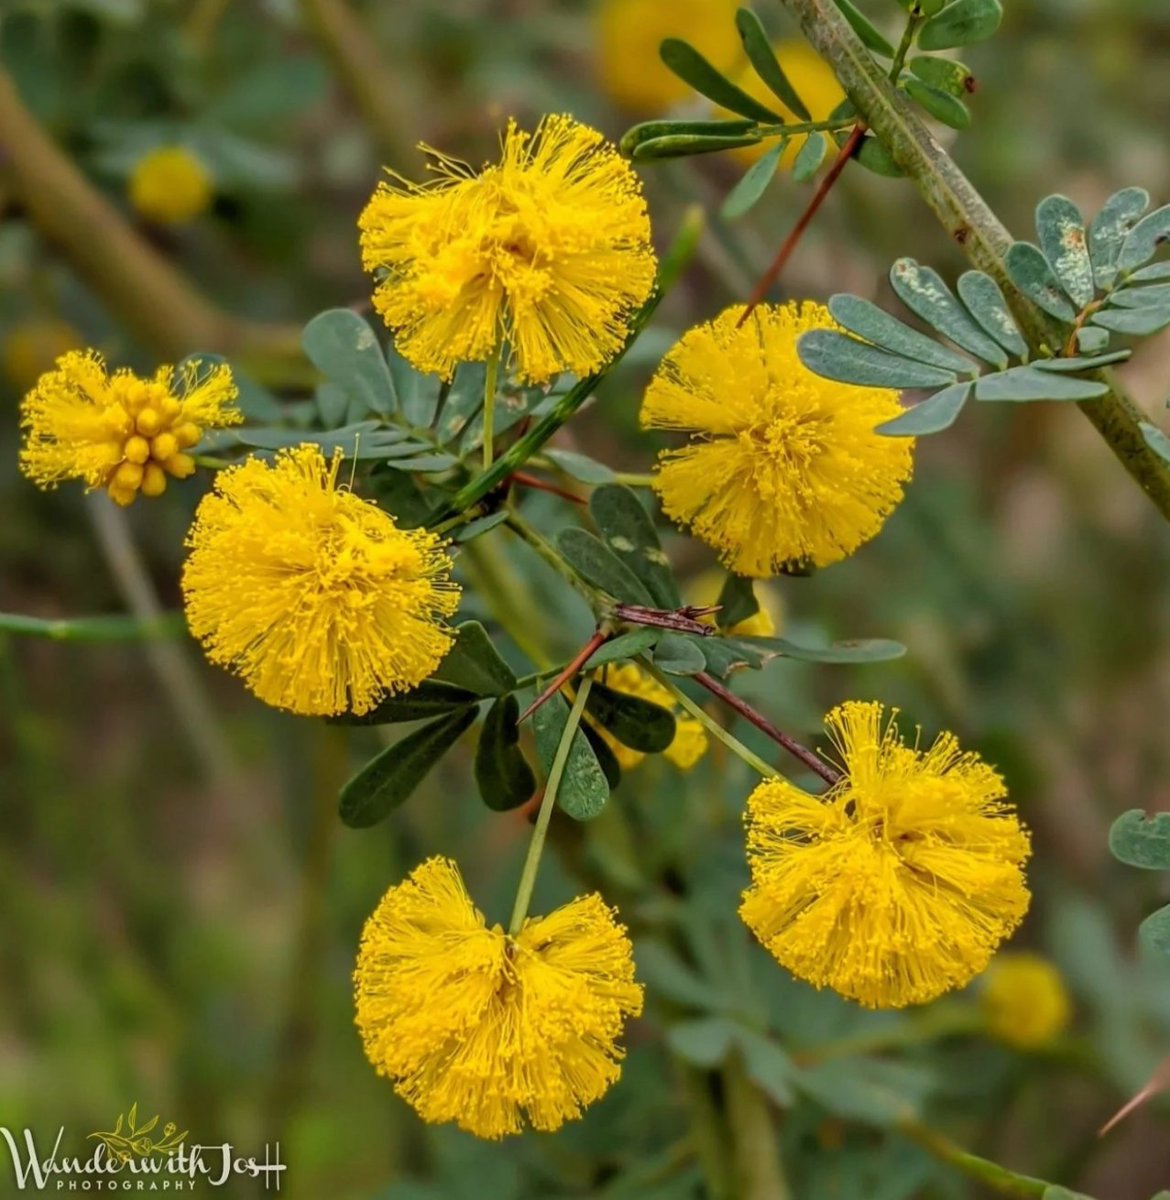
[3,318,84,392]
[358,115,657,385]
[741,701,1031,1009]
[979,952,1072,1049]
[182,445,459,717]
[19,351,240,506]
[354,857,643,1140]
[592,662,708,771]
[596,0,742,114]
[129,146,214,225]
[642,302,914,578]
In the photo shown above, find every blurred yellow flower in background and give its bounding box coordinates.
[182,445,459,717]
[359,115,656,385]
[19,351,239,505]
[688,569,785,638]
[354,857,643,1139]
[592,662,708,770]
[642,302,913,578]
[2,319,84,392]
[979,951,1072,1048]
[741,701,1031,1009]
[595,0,742,114]
[129,146,214,226]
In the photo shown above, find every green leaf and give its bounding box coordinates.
[475,695,537,812]
[908,55,974,96]
[1092,306,1170,337]
[700,637,765,678]
[1139,904,1170,960]
[735,7,810,119]
[854,133,904,177]
[235,423,410,457]
[434,362,486,443]
[903,77,970,130]
[1110,282,1170,309]
[636,940,725,1010]
[388,344,442,428]
[890,258,1009,364]
[452,511,510,543]
[379,452,459,473]
[557,528,655,604]
[367,465,436,529]
[301,309,396,417]
[917,0,1003,51]
[584,629,661,670]
[1127,262,1170,283]
[722,141,784,220]
[653,633,708,676]
[659,38,783,122]
[1004,242,1078,322]
[1140,421,1170,466]
[1116,205,1170,274]
[748,636,906,664]
[1076,326,1111,353]
[328,680,479,726]
[794,1058,932,1125]
[533,692,609,820]
[542,448,615,484]
[581,721,623,790]
[975,366,1108,402]
[828,294,976,374]
[791,132,828,182]
[955,272,1029,359]
[716,574,759,629]
[590,485,681,608]
[621,117,758,158]
[431,621,517,696]
[1030,351,1131,372]
[736,1030,796,1105]
[1042,1189,1097,1200]
[877,381,972,436]
[667,1017,738,1067]
[339,708,477,828]
[832,0,896,57]
[586,682,676,753]
[1108,809,1170,870]
[798,330,959,390]
[630,133,764,160]
[1089,187,1150,287]
[1036,195,1095,307]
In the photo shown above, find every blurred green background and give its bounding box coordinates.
[3,1,1170,1197]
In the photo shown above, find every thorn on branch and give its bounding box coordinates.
[516,629,610,724]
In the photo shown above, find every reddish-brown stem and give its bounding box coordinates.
[739,123,867,326]
[613,604,718,636]
[516,629,609,724]
[510,471,586,505]
[695,671,842,786]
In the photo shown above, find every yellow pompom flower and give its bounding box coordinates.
[129,146,214,225]
[642,302,913,578]
[182,445,459,717]
[591,662,708,771]
[19,351,240,506]
[358,115,657,385]
[723,40,844,168]
[596,0,742,114]
[741,701,1031,1009]
[979,952,1072,1049]
[2,318,84,392]
[354,857,643,1140]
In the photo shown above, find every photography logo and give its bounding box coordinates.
[0,1103,286,1192]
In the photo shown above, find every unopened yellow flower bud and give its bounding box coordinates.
[165,452,196,479]
[129,146,213,226]
[136,407,163,436]
[151,432,178,462]
[124,435,151,464]
[140,463,168,497]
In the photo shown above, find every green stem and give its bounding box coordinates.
[640,657,779,779]
[482,341,502,471]
[898,1121,1050,1197]
[888,7,923,80]
[799,1004,981,1064]
[505,509,604,609]
[434,206,704,523]
[723,1054,790,1200]
[781,0,1170,522]
[508,674,594,934]
[431,503,485,537]
[610,471,657,488]
[0,611,187,641]
[459,538,552,667]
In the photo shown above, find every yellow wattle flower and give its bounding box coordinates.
[979,952,1072,1048]
[129,146,213,226]
[2,318,84,392]
[354,857,643,1140]
[182,445,459,717]
[595,0,742,114]
[642,302,914,578]
[741,701,1031,1009]
[19,351,240,506]
[591,662,709,771]
[358,115,657,385]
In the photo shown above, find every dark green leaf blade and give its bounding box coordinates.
[589,485,681,608]
[903,77,970,130]
[791,132,828,182]
[734,7,810,118]
[659,37,782,123]
[302,309,396,417]
[1139,904,1170,960]
[722,141,784,220]
[890,258,1010,364]
[584,629,661,670]
[1109,809,1170,870]
[557,527,656,604]
[339,708,477,827]
[828,294,976,373]
[621,117,758,158]
[747,636,906,663]
[475,695,537,812]
[917,0,1004,52]
[716,574,759,629]
[533,691,610,820]
[328,680,479,726]
[586,682,676,753]
[833,0,896,57]
[653,633,708,675]
[431,620,517,696]
[955,272,1029,359]
[1003,242,1078,322]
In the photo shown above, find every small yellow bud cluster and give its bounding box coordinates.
[103,377,201,505]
